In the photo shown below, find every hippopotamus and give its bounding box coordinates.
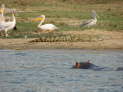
[116,67,123,71]
[72,60,123,71]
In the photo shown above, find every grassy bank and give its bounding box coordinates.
[0,0,123,39]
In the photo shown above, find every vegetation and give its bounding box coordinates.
[29,32,102,42]
[0,0,123,40]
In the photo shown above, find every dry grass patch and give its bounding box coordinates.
[29,29,123,43]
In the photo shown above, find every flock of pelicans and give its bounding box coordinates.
[0,4,97,37]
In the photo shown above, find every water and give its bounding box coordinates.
[0,49,123,92]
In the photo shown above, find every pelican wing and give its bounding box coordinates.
[0,22,11,27]
[80,19,93,27]
[0,21,14,30]
[40,24,58,30]
[0,24,5,30]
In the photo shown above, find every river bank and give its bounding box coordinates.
[0,30,123,50]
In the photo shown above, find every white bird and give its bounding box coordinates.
[80,10,97,28]
[0,4,16,23]
[0,4,5,22]
[35,15,58,31]
[0,11,16,37]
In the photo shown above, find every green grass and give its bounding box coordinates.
[0,0,123,38]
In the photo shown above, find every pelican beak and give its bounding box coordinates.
[33,17,43,21]
[0,8,4,13]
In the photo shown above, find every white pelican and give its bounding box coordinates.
[0,4,5,22]
[0,4,16,22]
[34,15,58,31]
[0,10,16,37]
[80,10,97,28]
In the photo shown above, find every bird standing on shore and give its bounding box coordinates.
[0,4,16,22]
[80,10,97,28]
[34,15,58,32]
[0,10,16,37]
[0,4,5,22]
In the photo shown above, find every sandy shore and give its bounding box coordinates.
[0,30,123,50]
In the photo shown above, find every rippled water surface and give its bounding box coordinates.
[0,49,123,92]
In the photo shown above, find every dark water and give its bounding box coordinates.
[0,49,123,92]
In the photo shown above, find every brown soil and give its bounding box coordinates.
[0,30,123,50]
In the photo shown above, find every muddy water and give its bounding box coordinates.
[0,49,123,92]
